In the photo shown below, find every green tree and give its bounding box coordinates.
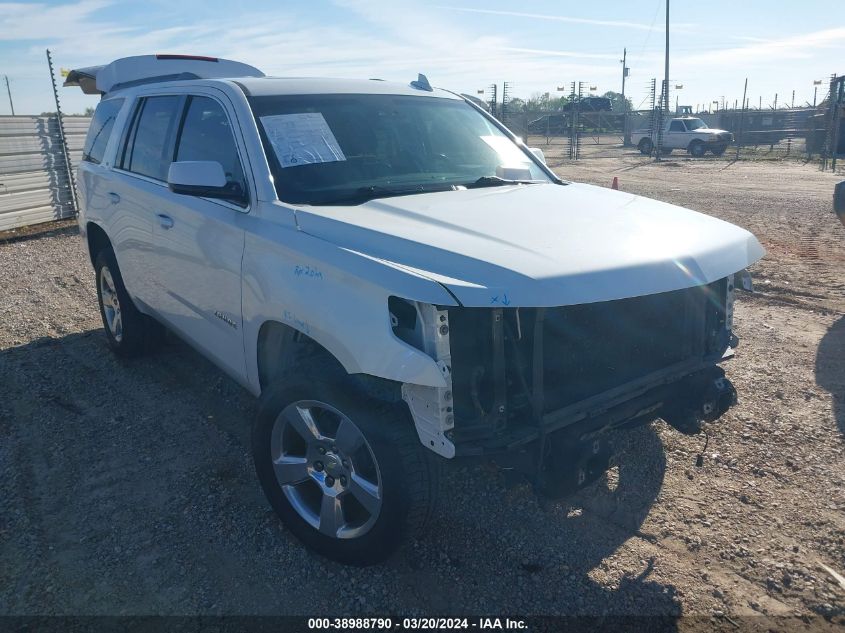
[504,97,526,113]
[602,91,632,113]
[522,92,570,112]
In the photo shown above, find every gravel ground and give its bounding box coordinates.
[1,156,844,629]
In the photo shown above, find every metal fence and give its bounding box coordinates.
[498,74,844,168]
[506,105,843,166]
[0,115,90,232]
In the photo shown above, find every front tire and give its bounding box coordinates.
[94,248,160,357]
[688,140,706,157]
[638,138,653,155]
[253,374,439,565]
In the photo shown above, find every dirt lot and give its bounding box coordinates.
[1,154,844,628]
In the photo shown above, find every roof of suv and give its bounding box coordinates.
[234,76,460,99]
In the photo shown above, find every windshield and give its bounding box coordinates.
[685,118,708,131]
[249,94,552,205]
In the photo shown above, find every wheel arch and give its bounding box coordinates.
[86,222,111,269]
[256,320,341,393]
[255,320,406,403]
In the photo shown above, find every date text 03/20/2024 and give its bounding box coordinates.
[307,618,528,630]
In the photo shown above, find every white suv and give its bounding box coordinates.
[68,55,764,565]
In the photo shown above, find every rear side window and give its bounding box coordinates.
[121,95,181,181]
[175,96,246,200]
[82,98,123,164]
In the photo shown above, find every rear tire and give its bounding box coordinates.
[688,140,706,157]
[253,371,440,565]
[94,248,162,357]
[638,138,653,155]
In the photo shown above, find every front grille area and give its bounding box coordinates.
[448,279,729,436]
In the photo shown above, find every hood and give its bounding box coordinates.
[698,127,731,135]
[295,183,764,308]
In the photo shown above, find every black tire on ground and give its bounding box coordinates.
[638,138,653,155]
[94,248,162,357]
[711,144,728,156]
[688,140,706,157]
[253,371,440,566]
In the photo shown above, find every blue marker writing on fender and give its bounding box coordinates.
[294,265,323,280]
[283,310,311,335]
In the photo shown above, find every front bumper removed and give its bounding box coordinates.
[481,365,738,498]
[661,366,737,435]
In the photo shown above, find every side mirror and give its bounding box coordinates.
[528,147,546,165]
[835,181,845,227]
[167,161,245,203]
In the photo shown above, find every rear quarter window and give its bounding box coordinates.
[82,98,124,164]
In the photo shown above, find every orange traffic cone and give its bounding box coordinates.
[611,176,619,190]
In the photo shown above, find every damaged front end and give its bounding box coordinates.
[393,274,746,495]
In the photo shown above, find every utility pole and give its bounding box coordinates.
[791,90,795,109]
[3,75,13,115]
[657,0,670,161]
[620,48,630,145]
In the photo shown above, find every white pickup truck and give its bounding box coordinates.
[633,117,734,157]
[66,55,763,565]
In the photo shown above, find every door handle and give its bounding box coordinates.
[156,213,174,229]
[108,192,120,204]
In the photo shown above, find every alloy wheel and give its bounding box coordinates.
[270,400,383,539]
[99,265,123,342]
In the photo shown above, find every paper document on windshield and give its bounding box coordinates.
[260,113,346,168]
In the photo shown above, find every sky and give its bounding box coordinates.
[0,0,843,115]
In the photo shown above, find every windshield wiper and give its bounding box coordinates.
[465,176,543,189]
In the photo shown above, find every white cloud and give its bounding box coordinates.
[502,47,622,61]
[434,6,695,32]
[678,27,845,66]
[0,0,113,40]
[5,0,839,115]
[2,0,623,113]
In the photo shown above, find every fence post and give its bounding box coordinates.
[735,78,748,161]
[46,48,78,216]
